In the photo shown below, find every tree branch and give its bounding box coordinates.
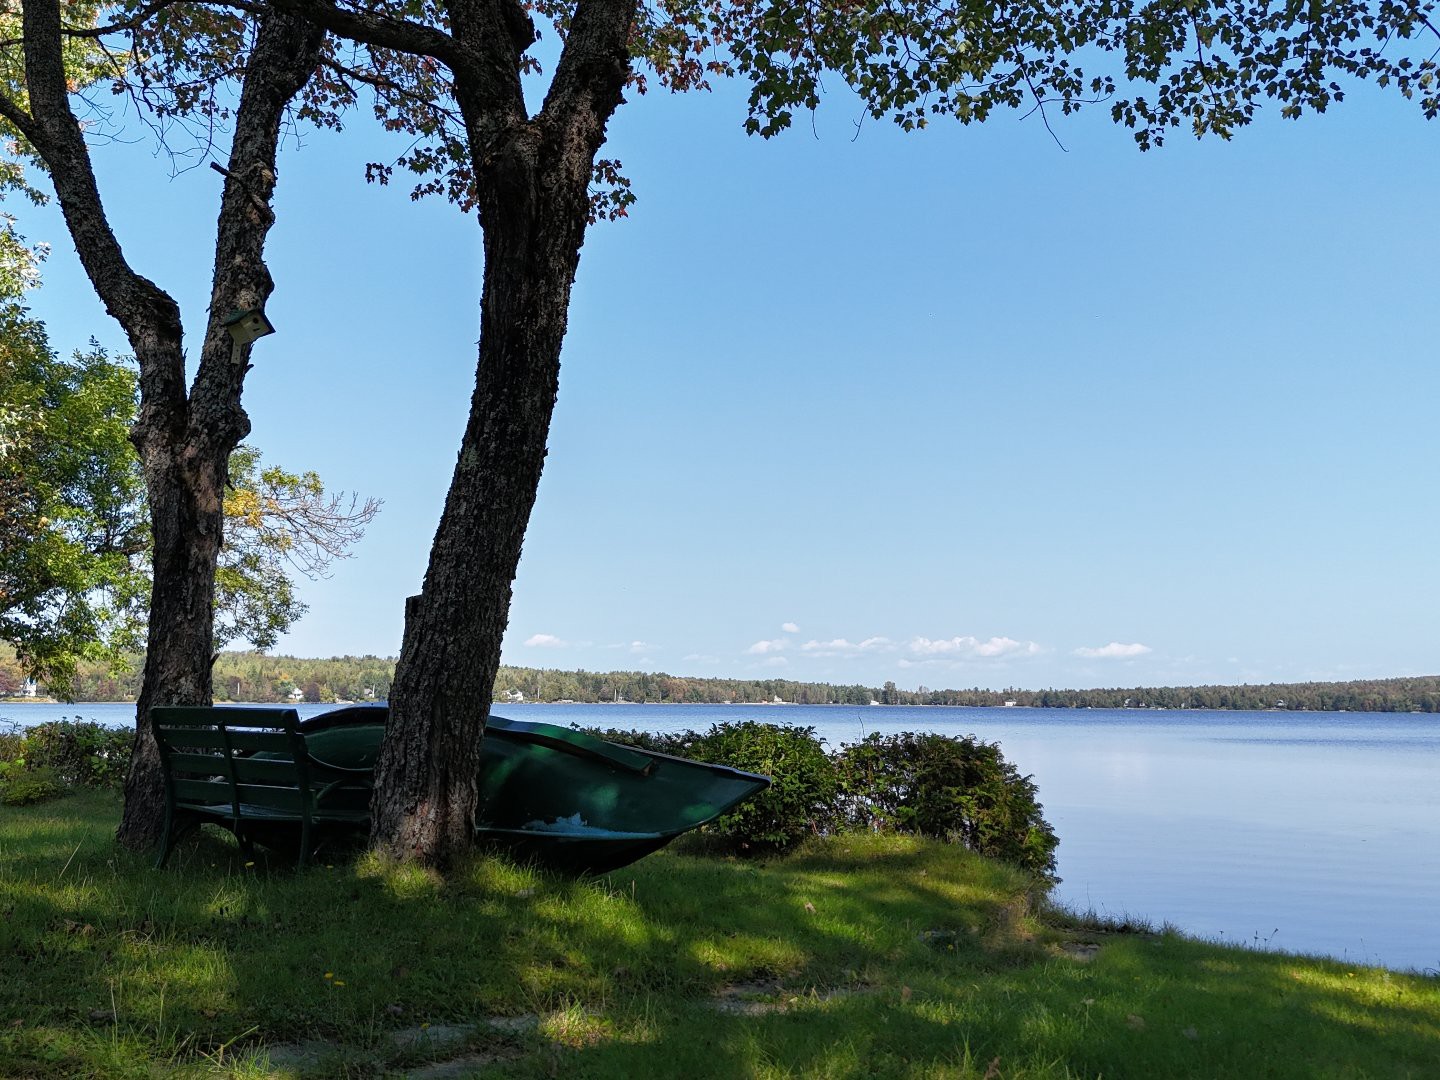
[64,0,180,40]
[321,56,464,125]
[187,10,327,450]
[0,0,178,48]
[539,0,635,132]
[263,0,486,83]
[18,0,185,404]
[0,87,38,144]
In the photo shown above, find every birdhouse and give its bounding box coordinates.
[222,307,276,346]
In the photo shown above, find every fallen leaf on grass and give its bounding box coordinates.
[803,901,816,914]
[983,1056,1002,1079]
[901,986,912,1003]
[1182,1026,1199,1040]
[1126,1014,1146,1030]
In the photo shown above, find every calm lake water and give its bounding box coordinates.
[7,700,1437,974]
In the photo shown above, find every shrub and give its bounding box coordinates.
[685,722,838,854]
[0,720,23,765]
[837,732,1059,881]
[574,726,695,757]
[19,719,132,788]
[0,765,66,806]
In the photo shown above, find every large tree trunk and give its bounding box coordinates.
[108,14,325,852]
[117,443,232,848]
[371,0,636,866]
[372,137,584,863]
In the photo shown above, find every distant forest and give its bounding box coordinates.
[10,649,1440,713]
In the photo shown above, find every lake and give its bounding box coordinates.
[6,700,1436,974]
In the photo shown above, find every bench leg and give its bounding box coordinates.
[297,819,312,869]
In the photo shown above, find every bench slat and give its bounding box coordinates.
[172,777,236,804]
[163,751,229,776]
[229,756,302,784]
[232,783,307,813]
[157,728,297,754]
[154,706,299,728]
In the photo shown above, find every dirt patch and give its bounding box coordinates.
[262,1039,350,1069]
[393,1023,472,1050]
[709,982,878,1015]
[264,1017,533,1075]
[407,1049,518,1078]
[484,1014,539,1034]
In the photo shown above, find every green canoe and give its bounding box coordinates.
[297,705,770,874]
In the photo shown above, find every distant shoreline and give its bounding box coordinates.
[14,657,1440,713]
[4,699,1434,718]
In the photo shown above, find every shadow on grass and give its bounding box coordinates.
[2,791,1437,1079]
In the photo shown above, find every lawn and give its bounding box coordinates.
[2,790,1436,1078]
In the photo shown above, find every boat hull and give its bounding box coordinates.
[295,705,769,874]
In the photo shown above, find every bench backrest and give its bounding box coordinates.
[152,706,313,824]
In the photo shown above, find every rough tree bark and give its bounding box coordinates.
[0,1,323,850]
[278,0,637,864]
[372,0,636,865]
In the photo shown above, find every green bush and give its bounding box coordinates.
[19,719,132,788]
[574,727,694,757]
[837,731,1059,881]
[0,764,66,806]
[583,722,1058,872]
[580,721,838,853]
[0,720,23,766]
[683,722,838,854]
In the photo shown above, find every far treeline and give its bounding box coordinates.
[15,651,1440,713]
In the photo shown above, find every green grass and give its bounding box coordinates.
[2,790,1437,1078]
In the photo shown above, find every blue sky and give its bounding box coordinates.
[19,63,1440,691]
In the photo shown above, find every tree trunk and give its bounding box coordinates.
[372,139,583,864]
[116,443,230,848]
[371,0,635,863]
[111,13,326,851]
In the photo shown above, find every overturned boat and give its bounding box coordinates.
[299,705,769,874]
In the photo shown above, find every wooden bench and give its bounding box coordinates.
[152,706,374,868]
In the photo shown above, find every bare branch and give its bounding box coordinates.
[0,88,37,143]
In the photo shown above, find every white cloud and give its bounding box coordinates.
[746,639,787,655]
[523,633,568,648]
[627,640,653,654]
[800,636,895,657]
[757,656,789,668]
[907,635,1041,660]
[1074,642,1152,659]
[781,622,800,634]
